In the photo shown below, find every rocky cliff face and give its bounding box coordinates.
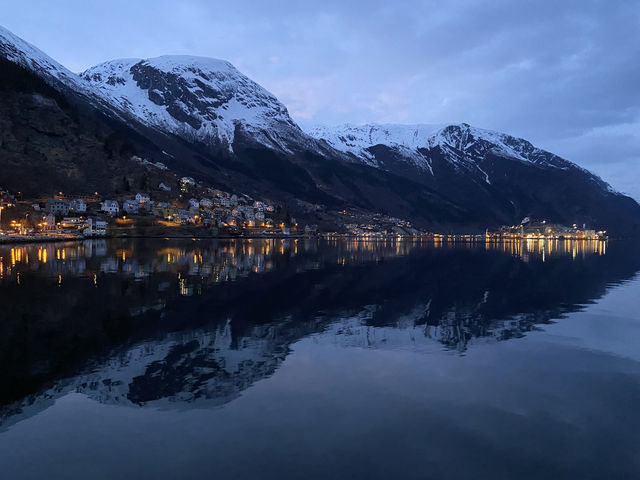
[81,56,311,153]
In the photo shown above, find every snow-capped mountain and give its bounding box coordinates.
[81,56,308,152]
[1,24,639,235]
[307,123,444,169]
[0,25,88,94]
[0,25,314,154]
[307,122,612,190]
[306,122,639,233]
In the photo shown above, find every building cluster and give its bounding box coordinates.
[151,188,281,230]
[18,181,290,237]
[341,212,423,237]
[0,189,16,208]
[487,218,607,240]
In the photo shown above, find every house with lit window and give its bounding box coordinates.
[122,200,139,214]
[100,200,119,216]
[135,193,150,204]
[42,213,57,231]
[199,198,213,208]
[84,218,107,236]
[45,199,70,215]
[69,198,86,213]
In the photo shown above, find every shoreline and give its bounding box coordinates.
[0,232,316,246]
[0,232,615,246]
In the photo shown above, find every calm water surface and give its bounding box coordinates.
[0,238,639,479]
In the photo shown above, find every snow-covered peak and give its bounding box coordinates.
[308,122,573,169]
[306,123,445,169]
[82,55,302,151]
[428,123,553,165]
[0,24,87,93]
[307,122,616,191]
[137,55,237,76]
[307,123,445,152]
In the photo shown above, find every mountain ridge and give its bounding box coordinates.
[1,24,639,235]
[307,122,615,191]
[81,55,309,153]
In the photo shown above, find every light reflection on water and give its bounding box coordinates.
[0,236,609,286]
[0,238,638,479]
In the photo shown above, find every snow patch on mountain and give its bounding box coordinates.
[307,122,556,167]
[307,123,444,171]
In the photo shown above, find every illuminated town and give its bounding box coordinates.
[0,184,611,246]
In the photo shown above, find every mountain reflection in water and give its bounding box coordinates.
[0,237,636,429]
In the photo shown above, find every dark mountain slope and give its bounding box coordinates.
[0,57,178,197]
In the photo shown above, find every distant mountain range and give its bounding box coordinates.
[1,25,639,235]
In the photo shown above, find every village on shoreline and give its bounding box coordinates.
[0,176,313,242]
[0,178,609,245]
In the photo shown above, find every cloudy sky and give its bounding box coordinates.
[3,0,639,198]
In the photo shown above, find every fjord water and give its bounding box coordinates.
[0,238,639,479]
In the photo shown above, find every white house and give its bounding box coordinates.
[177,209,192,224]
[158,183,171,192]
[60,217,85,227]
[84,218,107,236]
[101,200,119,216]
[42,213,57,231]
[199,198,213,208]
[135,193,150,204]
[45,199,70,215]
[189,198,200,209]
[122,200,139,214]
[255,211,265,222]
[180,177,195,187]
[69,198,86,213]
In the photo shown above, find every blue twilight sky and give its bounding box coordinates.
[2,0,639,199]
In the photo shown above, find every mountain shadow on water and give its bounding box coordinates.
[0,238,639,427]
